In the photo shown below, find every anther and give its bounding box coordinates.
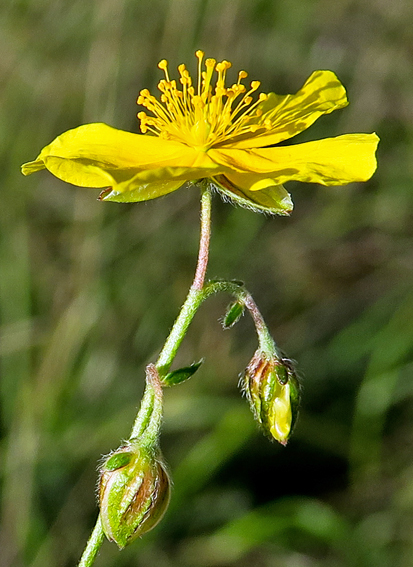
[158,59,170,82]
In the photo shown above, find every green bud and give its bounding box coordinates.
[99,443,170,548]
[242,350,300,445]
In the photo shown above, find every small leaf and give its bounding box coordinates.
[223,300,245,329]
[163,359,204,386]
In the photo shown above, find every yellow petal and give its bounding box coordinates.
[209,133,379,186]
[114,164,225,186]
[212,173,293,215]
[223,70,348,149]
[22,158,117,188]
[21,123,217,187]
[269,384,292,444]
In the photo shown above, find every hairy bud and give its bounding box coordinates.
[99,443,170,548]
[242,350,300,445]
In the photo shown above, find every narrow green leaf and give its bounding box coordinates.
[223,301,245,329]
[163,359,204,386]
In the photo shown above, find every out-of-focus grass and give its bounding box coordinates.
[1,1,413,566]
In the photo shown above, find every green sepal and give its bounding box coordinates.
[98,180,184,203]
[274,362,289,385]
[212,175,293,216]
[287,365,301,433]
[223,300,245,329]
[163,359,204,386]
[105,451,133,471]
[259,365,278,429]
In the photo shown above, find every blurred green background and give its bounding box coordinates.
[2,0,413,566]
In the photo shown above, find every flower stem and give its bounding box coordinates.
[76,182,278,567]
[156,182,212,375]
[192,181,212,290]
[155,182,280,375]
[204,280,279,356]
[130,364,163,441]
[78,515,105,567]
[77,183,214,567]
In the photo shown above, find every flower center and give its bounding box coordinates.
[137,51,271,150]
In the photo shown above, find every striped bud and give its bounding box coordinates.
[99,443,170,548]
[242,350,300,445]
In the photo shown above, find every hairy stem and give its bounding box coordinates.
[77,183,278,567]
[192,182,212,290]
[77,183,213,566]
[156,183,212,375]
[130,364,163,441]
[78,515,105,567]
[204,280,279,356]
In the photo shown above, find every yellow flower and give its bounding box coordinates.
[22,51,379,215]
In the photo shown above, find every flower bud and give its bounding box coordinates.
[242,350,300,445]
[99,443,170,548]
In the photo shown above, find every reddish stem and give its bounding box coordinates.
[192,185,212,291]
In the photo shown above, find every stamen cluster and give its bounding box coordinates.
[137,50,271,149]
